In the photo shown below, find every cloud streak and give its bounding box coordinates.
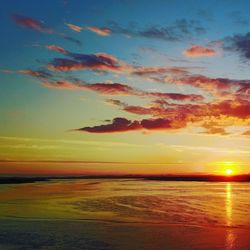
[86,26,111,36]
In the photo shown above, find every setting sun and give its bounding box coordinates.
[222,162,237,176]
[225,169,233,175]
[211,161,240,176]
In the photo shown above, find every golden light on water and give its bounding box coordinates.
[225,183,235,250]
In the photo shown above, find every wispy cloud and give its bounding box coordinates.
[12,14,82,46]
[106,19,206,41]
[0,69,51,79]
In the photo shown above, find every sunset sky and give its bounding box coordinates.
[0,0,250,175]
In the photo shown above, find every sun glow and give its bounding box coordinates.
[225,168,233,175]
[222,162,236,176]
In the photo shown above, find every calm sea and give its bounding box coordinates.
[1,179,250,249]
[0,179,249,229]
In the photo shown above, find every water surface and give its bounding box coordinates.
[0,179,250,249]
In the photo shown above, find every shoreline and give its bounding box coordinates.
[1,174,250,184]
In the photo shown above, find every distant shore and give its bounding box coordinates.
[1,174,250,184]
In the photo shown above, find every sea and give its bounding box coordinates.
[0,179,249,249]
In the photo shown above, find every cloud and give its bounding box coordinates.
[44,45,248,100]
[42,78,204,102]
[183,45,218,57]
[76,117,184,133]
[76,117,141,133]
[107,19,205,41]
[59,34,82,46]
[202,122,228,135]
[0,69,51,79]
[86,26,111,36]
[160,74,250,99]
[224,32,250,60]
[46,45,68,54]
[95,98,250,134]
[12,14,82,46]
[132,66,189,76]
[12,14,53,33]
[243,130,250,136]
[42,80,79,90]
[147,92,204,102]
[66,23,82,32]
[46,47,196,76]
[65,23,111,36]
[48,52,122,72]
[42,80,139,96]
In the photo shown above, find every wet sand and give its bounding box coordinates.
[0,219,250,250]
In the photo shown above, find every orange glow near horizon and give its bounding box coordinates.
[210,161,241,176]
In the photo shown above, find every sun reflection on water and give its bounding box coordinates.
[226,183,235,250]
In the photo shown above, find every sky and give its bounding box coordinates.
[0,0,250,175]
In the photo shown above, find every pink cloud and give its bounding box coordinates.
[183,45,218,57]
[12,14,53,33]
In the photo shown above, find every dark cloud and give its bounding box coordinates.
[224,32,250,60]
[76,117,182,133]
[48,53,122,72]
[76,117,141,133]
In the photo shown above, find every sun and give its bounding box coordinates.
[225,168,233,176]
[222,162,237,176]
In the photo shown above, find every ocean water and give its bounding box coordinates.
[0,179,250,249]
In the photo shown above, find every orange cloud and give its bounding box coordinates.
[46,45,68,54]
[66,23,82,32]
[183,45,218,57]
[86,26,111,36]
